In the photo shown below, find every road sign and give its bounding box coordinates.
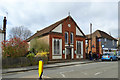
[38,60,43,79]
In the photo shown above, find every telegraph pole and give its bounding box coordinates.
[3,17,7,41]
[90,23,92,54]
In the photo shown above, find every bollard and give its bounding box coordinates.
[38,60,43,79]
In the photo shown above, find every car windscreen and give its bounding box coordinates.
[103,53,110,56]
[110,54,114,56]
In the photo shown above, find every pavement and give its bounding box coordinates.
[2,59,98,74]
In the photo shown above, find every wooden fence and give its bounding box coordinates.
[2,57,48,68]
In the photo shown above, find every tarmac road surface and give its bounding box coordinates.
[2,61,118,78]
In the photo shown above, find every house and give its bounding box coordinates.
[27,16,86,60]
[86,30,117,57]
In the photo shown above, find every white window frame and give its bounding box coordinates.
[76,41,83,58]
[76,41,81,54]
[70,32,73,44]
[104,38,107,42]
[65,32,68,44]
[54,39,60,55]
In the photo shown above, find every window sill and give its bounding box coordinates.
[53,54,61,56]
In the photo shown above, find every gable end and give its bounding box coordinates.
[52,24,62,33]
[76,26,84,36]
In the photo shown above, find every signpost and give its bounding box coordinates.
[38,60,43,79]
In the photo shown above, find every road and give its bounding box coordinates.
[2,61,118,78]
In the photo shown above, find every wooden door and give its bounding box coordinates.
[66,48,71,59]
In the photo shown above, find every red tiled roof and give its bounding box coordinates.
[86,30,117,40]
[26,16,85,42]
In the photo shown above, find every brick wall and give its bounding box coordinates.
[49,17,86,60]
[37,35,49,45]
[87,37,102,55]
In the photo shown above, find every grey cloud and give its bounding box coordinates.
[0,1,118,39]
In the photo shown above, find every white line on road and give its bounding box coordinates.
[94,72,102,75]
[42,75,50,78]
[60,70,74,78]
[60,72,65,78]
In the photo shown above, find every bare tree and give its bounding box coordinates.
[9,26,32,40]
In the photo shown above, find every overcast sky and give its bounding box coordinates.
[0,0,119,39]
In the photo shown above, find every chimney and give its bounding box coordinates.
[90,23,92,53]
[3,16,7,41]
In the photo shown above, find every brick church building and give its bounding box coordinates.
[27,16,86,60]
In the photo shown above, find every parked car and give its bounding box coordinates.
[101,52,118,61]
[117,51,120,59]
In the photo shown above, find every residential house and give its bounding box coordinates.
[86,30,117,57]
[27,16,86,60]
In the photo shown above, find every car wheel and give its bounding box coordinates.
[110,58,113,61]
[101,59,103,62]
[117,58,118,61]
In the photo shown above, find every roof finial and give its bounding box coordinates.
[109,32,111,35]
[68,11,70,16]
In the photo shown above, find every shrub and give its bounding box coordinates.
[26,52,35,66]
[1,37,28,58]
[35,52,49,57]
[26,52,35,58]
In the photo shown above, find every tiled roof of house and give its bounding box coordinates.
[86,30,117,40]
[26,16,85,42]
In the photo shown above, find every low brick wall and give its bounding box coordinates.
[2,57,48,68]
